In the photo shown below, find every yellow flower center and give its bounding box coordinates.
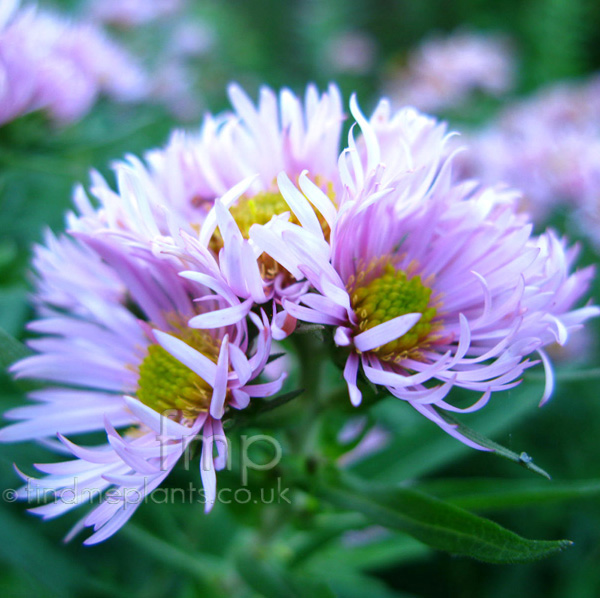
[137,330,220,419]
[350,263,437,359]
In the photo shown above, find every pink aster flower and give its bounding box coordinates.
[63,84,344,326]
[247,100,598,447]
[386,30,515,113]
[65,83,343,244]
[0,234,283,544]
[0,1,147,126]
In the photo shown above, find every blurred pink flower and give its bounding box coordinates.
[386,30,515,112]
[457,75,600,223]
[325,30,378,75]
[0,1,148,125]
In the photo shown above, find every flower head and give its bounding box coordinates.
[0,234,283,544]
[247,98,598,446]
[66,84,344,324]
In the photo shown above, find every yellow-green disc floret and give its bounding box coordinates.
[351,263,437,358]
[137,330,219,418]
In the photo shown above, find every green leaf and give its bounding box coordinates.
[123,524,226,583]
[418,478,600,513]
[0,504,85,596]
[0,326,30,371]
[317,472,572,564]
[301,530,429,573]
[436,409,551,479]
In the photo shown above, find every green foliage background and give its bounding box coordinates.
[1,1,600,597]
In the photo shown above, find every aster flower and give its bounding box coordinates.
[74,82,344,236]
[0,234,283,544]
[386,30,515,113]
[0,1,147,126]
[63,84,344,330]
[247,100,598,446]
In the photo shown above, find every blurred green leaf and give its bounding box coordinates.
[0,327,30,371]
[0,504,84,596]
[123,524,226,583]
[300,560,416,598]
[235,552,335,598]
[301,530,429,573]
[317,471,572,564]
[0,286,29,337]
[419,478,600,513]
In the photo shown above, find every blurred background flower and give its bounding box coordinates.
[384,30,515,113]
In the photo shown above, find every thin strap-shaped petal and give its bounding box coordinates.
[298,170,337,227]
[344,353,362,406]
[198,175,257,246]
[283,300,345,326]
[354,313,421,353]
[243,374,287,397]
[410,401,490,451]
[200,420,217,512]
[180,271,238,304]
[277,172,323,236]
[350,93,380,174]
[154,330,217,387]
[437,388,492,413]
[537,348,555,406]
[228,343,252,386]
[189,298,253,329]
[123,396,192,438]
[210,336,229,420]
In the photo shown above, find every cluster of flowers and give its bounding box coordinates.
[456,75,600,233]
[386,30,515,113]
[0,84,596,544]
[0,0,148,126]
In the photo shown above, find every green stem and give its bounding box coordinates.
[289,332,327,454]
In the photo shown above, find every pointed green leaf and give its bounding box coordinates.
[354,383,545,481]
[436,408,551,479]
[318,472,572,564]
